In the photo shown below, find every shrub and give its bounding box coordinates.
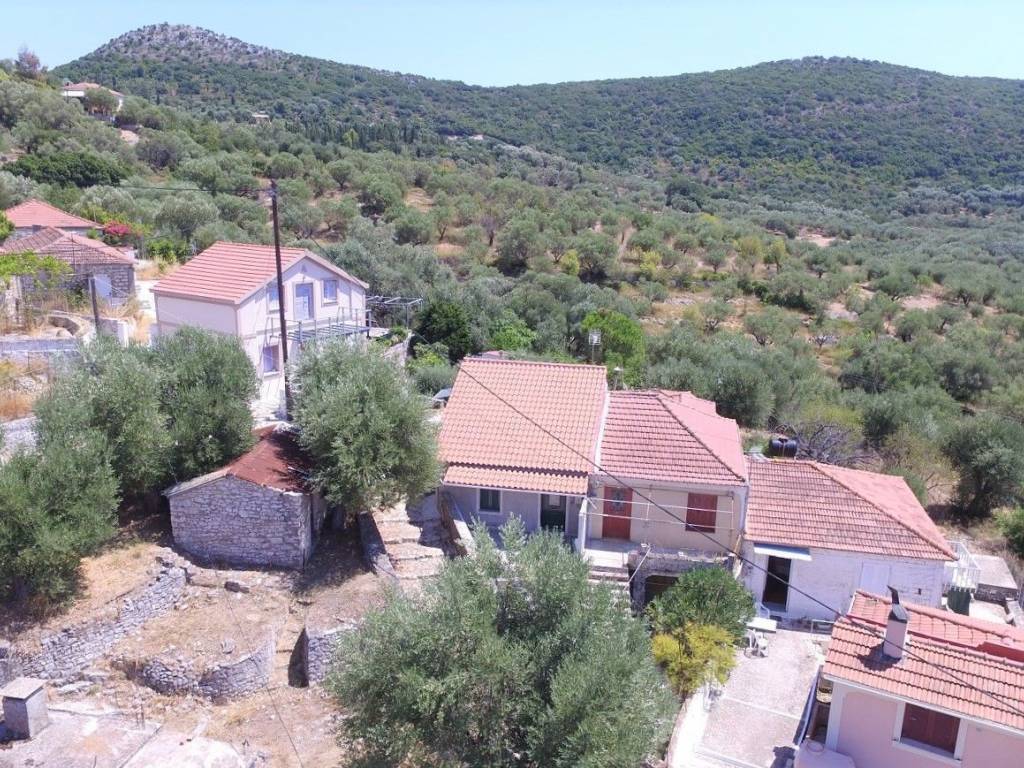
[329,519,675,766]
[652,625,737,695]
[647,565,755,641]
[5,151,126,187]
[998,508,1024,559]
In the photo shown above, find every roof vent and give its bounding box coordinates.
[883,586,909,660]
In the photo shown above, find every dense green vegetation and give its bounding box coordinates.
[2,27,1024,530]
[329,519,676,767]
[55,25,1024,210]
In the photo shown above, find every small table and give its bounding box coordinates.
[747,616,779,633]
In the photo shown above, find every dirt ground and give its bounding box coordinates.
[8,517,389,768]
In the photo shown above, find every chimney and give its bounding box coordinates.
[882,586,909,660]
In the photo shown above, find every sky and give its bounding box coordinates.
[4,1,1023,86]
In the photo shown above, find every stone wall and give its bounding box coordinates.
[301,620,358,685]
[120,628,277,701]
[1,562,186,686]
[169,475,313,570]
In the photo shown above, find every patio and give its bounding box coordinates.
[691,628,829,768]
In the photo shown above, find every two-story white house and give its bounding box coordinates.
[152,241,369,404]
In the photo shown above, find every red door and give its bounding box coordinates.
[603,486,632,540]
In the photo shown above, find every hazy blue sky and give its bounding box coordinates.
[4,1,1023,85]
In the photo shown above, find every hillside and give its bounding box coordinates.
[56,24,1024,209]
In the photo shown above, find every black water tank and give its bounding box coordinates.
[767,436,799,458]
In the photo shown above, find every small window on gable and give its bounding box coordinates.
[479,488,500,513]
[262,344,280,374]
[900,703,960,756]
[268,281,280,307]
[323,279,338,304]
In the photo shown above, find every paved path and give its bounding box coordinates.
[693,629,827,768]
[374,495,454,591]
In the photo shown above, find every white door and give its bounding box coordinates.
[859,562,890,596]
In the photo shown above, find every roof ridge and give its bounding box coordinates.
[813,462,953,560]
[854,590,1024,642]
[653,391,746,482]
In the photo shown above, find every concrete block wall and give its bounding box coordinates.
[169,476,312,570]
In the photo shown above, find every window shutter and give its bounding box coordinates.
[686,493,717,533]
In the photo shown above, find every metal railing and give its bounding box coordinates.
[264,306,374,344]
[944,539,981,592]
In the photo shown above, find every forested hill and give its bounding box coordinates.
[56,24,1024,209]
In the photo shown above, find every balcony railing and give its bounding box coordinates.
[265,307,374,344]
[944,539,981,592]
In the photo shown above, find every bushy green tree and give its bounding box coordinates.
[0,431,118,604]
[294,341,437,512]
[998,508,1024,559]
[652,624,736,695]
[329,519,675,767]
[150,327,258,481]
[581,308,645,385]
[647,565,755,641]
[416,298,475,362]
[944,414,1024,518]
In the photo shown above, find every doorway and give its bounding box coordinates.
[762,555,792,609]
[540,494,567,531]
[603,486,632,540]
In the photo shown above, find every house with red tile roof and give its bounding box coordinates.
[799,590,1024,768]
[152,241,369,404]
[438,357,749,604]
[60,81,125,112]
[163,426,327,569]
[0,226,135,303]
[3,199,100,239]
[742,457,955,621]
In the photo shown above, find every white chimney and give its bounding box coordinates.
[883,586,909,660]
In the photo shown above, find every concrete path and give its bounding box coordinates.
[693,629,827,768]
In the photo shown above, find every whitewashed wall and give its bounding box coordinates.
[442,484,581,538]
[741,542,946,621]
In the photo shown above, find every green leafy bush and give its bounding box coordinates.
[998,509,1024,559]
[652,624,736,695]
[647,565,755,641]
[5,151,126,187]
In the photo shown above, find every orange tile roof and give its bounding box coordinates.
[824,591,1024,731]
[746,459,953,560]
[443,464,589,495]
[223,427,311,493]
[598,390,746,486]
[0,226,133,265]
[151,241,368,305]
[4,198,99,230]
[438,358,607,494]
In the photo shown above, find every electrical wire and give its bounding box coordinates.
[451,363,1024,720]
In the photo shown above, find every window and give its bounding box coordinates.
[294,282,314,321]
[479,488,500,513]
[268,281,280,307]
[686,492,717,533]
[323,279,338,304]
[262,344,280,374]
[900,703,960,756]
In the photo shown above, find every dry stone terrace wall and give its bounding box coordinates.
[0,560,186,686]
[118,626,278,701]
[302,619,359,685]
[169,475,313,570]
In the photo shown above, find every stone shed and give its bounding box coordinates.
[164,426,327,569]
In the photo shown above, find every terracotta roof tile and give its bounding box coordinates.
[4,199,99,230]
[597,390,746,486]
[444,464,588,495]
[824,592,1024,731]
[0,227,133,265]
[439,358,607,493]
[746,459,953,560]
[223,427,311,493]
[151,241,367,305]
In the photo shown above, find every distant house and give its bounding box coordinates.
[3,199,100,241]
[151,241,369,403]
[60,81,125,112]
[741,458,957,621]
[798,590,1024,768]
[164,426,327,569]
[438,357,749,605]
[0,226,135,303]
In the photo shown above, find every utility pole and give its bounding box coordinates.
[89,275,101,335]
[270,180,292,418]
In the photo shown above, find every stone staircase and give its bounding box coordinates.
[588,563,632,602]
[374,496,455,591]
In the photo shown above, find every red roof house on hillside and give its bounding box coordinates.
[3,198,100,238]
[801,590,1024,767]
[742,458,956,621]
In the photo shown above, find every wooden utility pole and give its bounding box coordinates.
[89,275,101,334]
[270,180,292,417]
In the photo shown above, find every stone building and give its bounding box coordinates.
[0,226,135,304]
[164,427,327,569]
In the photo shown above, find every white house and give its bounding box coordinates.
[60,81,125,112]
[741,457,956,621]
[152,241,369,404]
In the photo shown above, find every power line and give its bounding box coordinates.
[451,363,1024,720]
